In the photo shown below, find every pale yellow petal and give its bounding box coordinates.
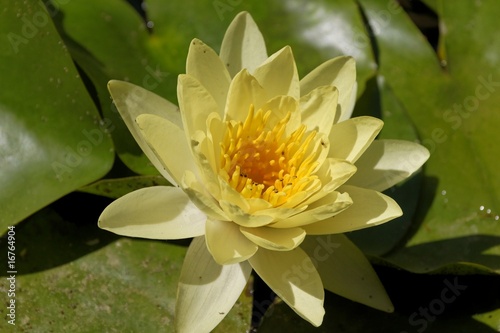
[259,95,300,135]
[303,185,402,234]
[206,219,258,264]
[181,171,228,221]
[246,198,273,212]
[186,39,231,115]
[136,114,197,186]
[302,131,330,174]
[206,112,225,179]
[219,200,274,227]
[220,11,268,77]
[271,191,352,228]
[190,130,221,199]
[328,116,383,163]
[301,158,357,206]
[240,226,306,251]
[249,247,325,327]
[219,174,251,212]
[347,139,430,191]
[177,74,219,141]
[253,205,308,220]
[98,186,205,239]
[301,234,393,312]
[300,85,339,136]
[300,56,356,122]
[253,46,300,100]
[108,80,181,185]
[224,69,268,123]
[176,236,252,333]
[339,81,357,122]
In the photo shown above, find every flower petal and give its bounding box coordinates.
[136,114,197,186]
[98,186,205,239]
[347,139,430,191]
[186,38,231,115]
[328,116,383,163]
[240,226,306,251]
[340,81,358,122]
[190,129,221,199]
[259,95,300,135]
[219,199,275,227]
[205,219,258,264]
[253,46,300,100]
[181,171,229,221]
[177,74,220,140]
[300,85,339,136]
[303,185,402,234]
[220,11,268,77]
[219,174,251,212]
[253,205,307,220]
[301,234,393,312]
[300,56,356,122]
[271,191,352,229]
[108,80,181,185]
[301,158,357,206]
[249,247,325,327]
[175,236,252,333]
[224,69,268,123]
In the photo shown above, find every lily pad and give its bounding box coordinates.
[357,0,500,273]
[0,0,114,229]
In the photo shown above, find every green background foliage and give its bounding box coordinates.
[1,0,499,331]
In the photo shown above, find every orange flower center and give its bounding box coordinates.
[220,105,319,206]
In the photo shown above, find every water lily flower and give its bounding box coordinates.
[99,11,429,332]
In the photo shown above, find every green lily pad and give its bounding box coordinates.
[356,0,500,273]
[0,1,114,230]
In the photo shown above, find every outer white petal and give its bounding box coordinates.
[108,80,181,185]
[175,236,252,333]
[249,247,325,327]
[186,38,231,115]
[253,46,300,100]
[220,11,268,77]
[303,185,402,234]
[301,234,394,312]
[300,56,356,122]
[347,139,430,191]
[98,186,205,239]
[205,219,258,265]
[136,114,197,186]
[328,116,383,163]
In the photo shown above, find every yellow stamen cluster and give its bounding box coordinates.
[220,105,319,206]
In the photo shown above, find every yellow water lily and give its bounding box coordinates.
[99,12,429,332]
